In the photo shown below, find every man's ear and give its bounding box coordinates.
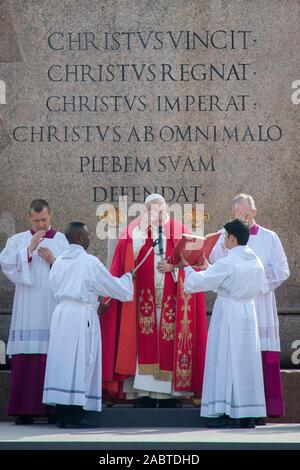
[252,209,257,218]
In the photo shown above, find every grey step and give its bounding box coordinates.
[89,406,206,427]
[1,370,300,423]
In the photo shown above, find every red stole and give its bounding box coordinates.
[135,226,178,380]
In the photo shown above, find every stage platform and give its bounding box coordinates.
[0,422,299,450]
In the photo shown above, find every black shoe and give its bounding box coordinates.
[206,415,241,429]
[63,404,84,427]
[158,398,182,408]
[47,415,57,424]
[64,418,99,429]
[15,415,33,425]
[133,397,157,408]
[56,422,65,428]
[255,418,266,426]
[62,406,98,428]
[56,405,66,428]
[240,418,256,428]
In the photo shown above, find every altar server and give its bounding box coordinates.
[182,219,267,428]
[210,194,290,419]
[43,222,133,427]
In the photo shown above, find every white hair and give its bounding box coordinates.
[232,193,256,210]
[145,193,165,204]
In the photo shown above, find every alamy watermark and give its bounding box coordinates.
[291,340,300,366]
[95,197,206,242]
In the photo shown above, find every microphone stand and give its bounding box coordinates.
[101,237,160,308]
[158,224,165,261]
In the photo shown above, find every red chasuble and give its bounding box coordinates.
[101,218,208,399]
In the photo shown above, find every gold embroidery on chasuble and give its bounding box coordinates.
[175,278,193,389]
[154,369,173,381]
[138,288,155,335]
[155,287,163,308]
[161,294,177,342]
[138,288,159,375]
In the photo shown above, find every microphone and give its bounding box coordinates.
[158,224,164,259]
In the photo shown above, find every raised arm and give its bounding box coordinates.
[94,259,134,302]
[209,230,228,264]
[0,236,32,285]
[184,258,231,294]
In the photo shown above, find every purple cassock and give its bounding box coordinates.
[250,223,285,418]
[261,351,285,417]
[8,354,54,416]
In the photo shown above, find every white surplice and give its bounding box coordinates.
[185,245,267,418]
[43,244,133,412]
[210,224,290,351]
[0,230,68,355]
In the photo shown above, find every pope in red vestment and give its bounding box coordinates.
[101,195,208,401]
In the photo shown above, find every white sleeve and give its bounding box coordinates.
[0,236,32,285]
[209,230,228,264]
[132,225,147,260]
[184,259,231,294]
[94,260,134,302]
[49,237,69,268]
[54,234,69,257]
[262,233,290,293]
[48,259,60,296]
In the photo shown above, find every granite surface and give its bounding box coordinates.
[0,0,299,313]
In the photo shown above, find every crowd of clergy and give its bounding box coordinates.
[0,193,289,428]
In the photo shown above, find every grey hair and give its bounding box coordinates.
[232,193,256,210]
